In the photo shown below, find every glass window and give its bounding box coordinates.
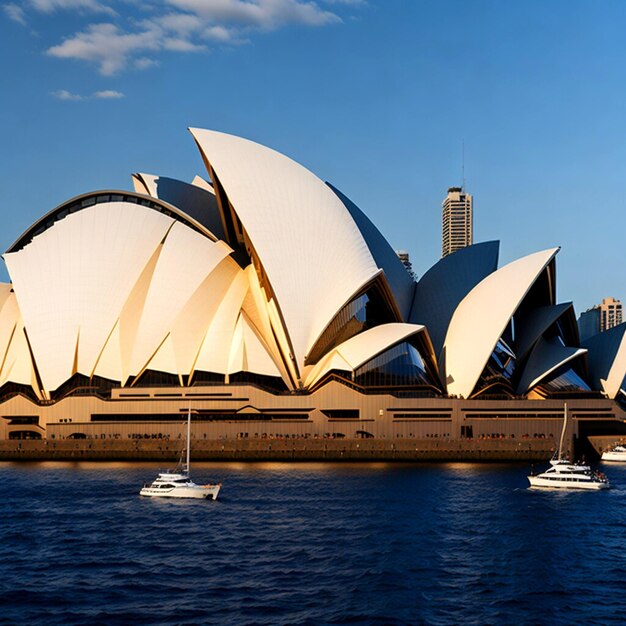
[354,342,435,388]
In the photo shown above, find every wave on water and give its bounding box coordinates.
[1,462,625,626]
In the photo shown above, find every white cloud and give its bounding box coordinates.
[29,0,117,16]
[93,89,124,98]
[51,89,84,100]
[51,88,125,100]
[203,25,235,42]
[152,12,203,35]
[3,3,27,24]
[162,37,206,52]
[166,0,340,29]
[323,0,366,5]
[38,0,353,75]
[134,56,159,70]
[47,22,161,75]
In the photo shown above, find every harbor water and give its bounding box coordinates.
[1,461,625,625]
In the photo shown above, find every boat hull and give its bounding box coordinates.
[601,452,626,462]
[139,484,221,500]
[527,476,609,490]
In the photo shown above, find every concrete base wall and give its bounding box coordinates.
[0,437,556,462]
[1,382,624,462]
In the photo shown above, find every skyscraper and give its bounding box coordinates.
[442,186,473,257]
[600,297,622,331]
[578,297,623,341]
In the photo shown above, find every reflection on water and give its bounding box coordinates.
[1,462,625,625]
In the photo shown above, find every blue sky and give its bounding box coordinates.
[1,0,624,314]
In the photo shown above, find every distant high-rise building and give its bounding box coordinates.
[578,308,601,342]
[395,250,416,280]
[442,187,473,257]
[600,297,623,331]
[578,297,623,341]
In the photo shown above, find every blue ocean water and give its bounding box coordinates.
[1,461,625,626]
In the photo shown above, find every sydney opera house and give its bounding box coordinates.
[0,129,624,443]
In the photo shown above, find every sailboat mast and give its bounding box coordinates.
[186,406,191,472]
[558,402,568,461]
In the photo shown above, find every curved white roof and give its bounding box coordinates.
[444,247,559,398]
[1,187,296,393]
[193,268,250,375]
[602,334,626,399]
[227,313,282,377]
[0,290,35,390]
[5,202,176,392]
[126,223,232,377]
[241,265,293,385]
[190,128,380,380]
[132,172,226,241]
[3,198,286,393]
[304,322,426,388]
[327,183,415,320]
[514,302,575,361]
[516,337,587,394]
[583,323,626,399]
[169,257,241,378]
[410,241,500,362]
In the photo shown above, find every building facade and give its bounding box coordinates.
[0,129,624,442]
[579,297,623,341]
[600,297,623,331]
[442,186,473,257]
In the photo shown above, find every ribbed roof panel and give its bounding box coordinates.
[444,247,559,398]
[189,128,380,379]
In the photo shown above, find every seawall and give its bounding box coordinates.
[0,438,556,462]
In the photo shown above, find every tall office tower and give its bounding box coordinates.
[442,186,473,257]
[578,297,623,341]
[600,297,623,331]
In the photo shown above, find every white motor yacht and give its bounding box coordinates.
[140,471,221,500]
[601,444,626,462]
[528,458,609,490]
[140,408,221,500]
[528,403,610,491]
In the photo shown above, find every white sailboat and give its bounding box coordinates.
[140,409,221,500]
[528,403,610,490]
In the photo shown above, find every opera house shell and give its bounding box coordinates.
[0,129,624,442]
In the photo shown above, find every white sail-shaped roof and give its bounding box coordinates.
[92,320,122,383]
[193,269,249,375]
[327,183,416,320]
[514,302,576,361]
[170,258,241,378]
[241,266,291,383]
[0,289,18,379]
[145,334,179,378]
[516,337,587,394]
[190,128,380,380]
[304,322,426,389]
[240,315,283,377]
[132,173,226,241]
[1,326,37,391]
[444,247,559,398]
[601,336,626,399]
[226,313,280,377]
[583,323,626,399]
[127,223,232,377]
[0,291,32,388]
[4,202,175,392]
[0,284,12,312]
